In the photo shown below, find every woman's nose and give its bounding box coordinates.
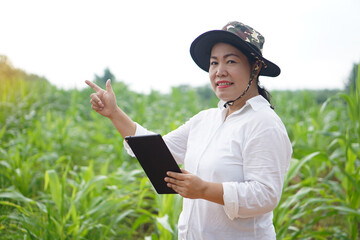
[216,64,227,77]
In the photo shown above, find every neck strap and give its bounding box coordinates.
[223,61,261,108]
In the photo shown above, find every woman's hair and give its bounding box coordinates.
[257,83,274,109]
[247,56,274,109]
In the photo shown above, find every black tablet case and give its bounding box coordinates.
[125,134,181,194]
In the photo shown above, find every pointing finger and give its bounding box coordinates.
[85,80,102,92]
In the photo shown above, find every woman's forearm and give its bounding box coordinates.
[202,181,224,205]
[166,170,225,205]
[109,106,136,138]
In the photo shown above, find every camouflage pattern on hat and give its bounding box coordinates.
[222,21,264,54]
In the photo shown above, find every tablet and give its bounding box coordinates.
[125,134,181,194]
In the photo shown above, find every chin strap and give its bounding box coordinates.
[223,61,261,108]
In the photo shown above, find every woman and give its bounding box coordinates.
[86,21,292,239]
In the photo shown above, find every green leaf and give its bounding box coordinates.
[0,125,6,141]
[0,201,28,215]
[0,189,34,203]
[157,214,173,233]
[313,205,360,217]
[284,152,320,187]
[45,169,62,212]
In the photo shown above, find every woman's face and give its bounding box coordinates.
[209,42,252,102]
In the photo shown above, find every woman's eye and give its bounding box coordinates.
[210,61,218,65]
[227,60,236,64]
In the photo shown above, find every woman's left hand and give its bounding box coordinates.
[165,169,206,199]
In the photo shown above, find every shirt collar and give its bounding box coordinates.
[217,95,270,112]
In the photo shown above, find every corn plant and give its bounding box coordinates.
[1,61,360,239]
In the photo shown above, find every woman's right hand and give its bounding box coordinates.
[85,79,118,119]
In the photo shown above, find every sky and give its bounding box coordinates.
[1,0,360,94]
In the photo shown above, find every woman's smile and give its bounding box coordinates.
[216,80,234,88]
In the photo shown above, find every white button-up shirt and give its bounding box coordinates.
[124,95,292,240]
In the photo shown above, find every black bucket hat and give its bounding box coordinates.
[190,21,281,77]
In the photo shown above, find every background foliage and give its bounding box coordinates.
[1,56,359,239]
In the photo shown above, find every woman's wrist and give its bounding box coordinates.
[201,181,224,205]
[108,106,136,138]
[108,106,122,120]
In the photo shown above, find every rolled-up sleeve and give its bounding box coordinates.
[222,127,292,219]
[222,182,239,220]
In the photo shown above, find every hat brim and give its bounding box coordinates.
[190,30,281,77]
